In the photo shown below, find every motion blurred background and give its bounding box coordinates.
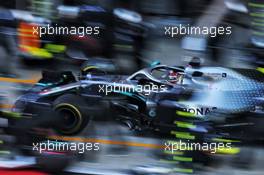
[0,0,263,174]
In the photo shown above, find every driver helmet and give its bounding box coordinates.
[168,70,179,84]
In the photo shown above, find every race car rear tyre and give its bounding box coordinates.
[80,59,116,77]
[53,94,89,135]
[81,62,106,77]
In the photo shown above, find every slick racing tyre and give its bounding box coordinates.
[81,63,105,77]
[80,59,116,77]
[53,94,89,135]
[36,152,72,173]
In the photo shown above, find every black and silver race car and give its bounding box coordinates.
[12,63,264,140]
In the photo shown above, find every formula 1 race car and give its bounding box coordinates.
[12,63,264,140]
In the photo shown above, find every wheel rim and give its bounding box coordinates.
[58,108,79,129]
[55,104,82,134]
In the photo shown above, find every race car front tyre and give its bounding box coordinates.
[53,94,89,135]
[36,152,72,173]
